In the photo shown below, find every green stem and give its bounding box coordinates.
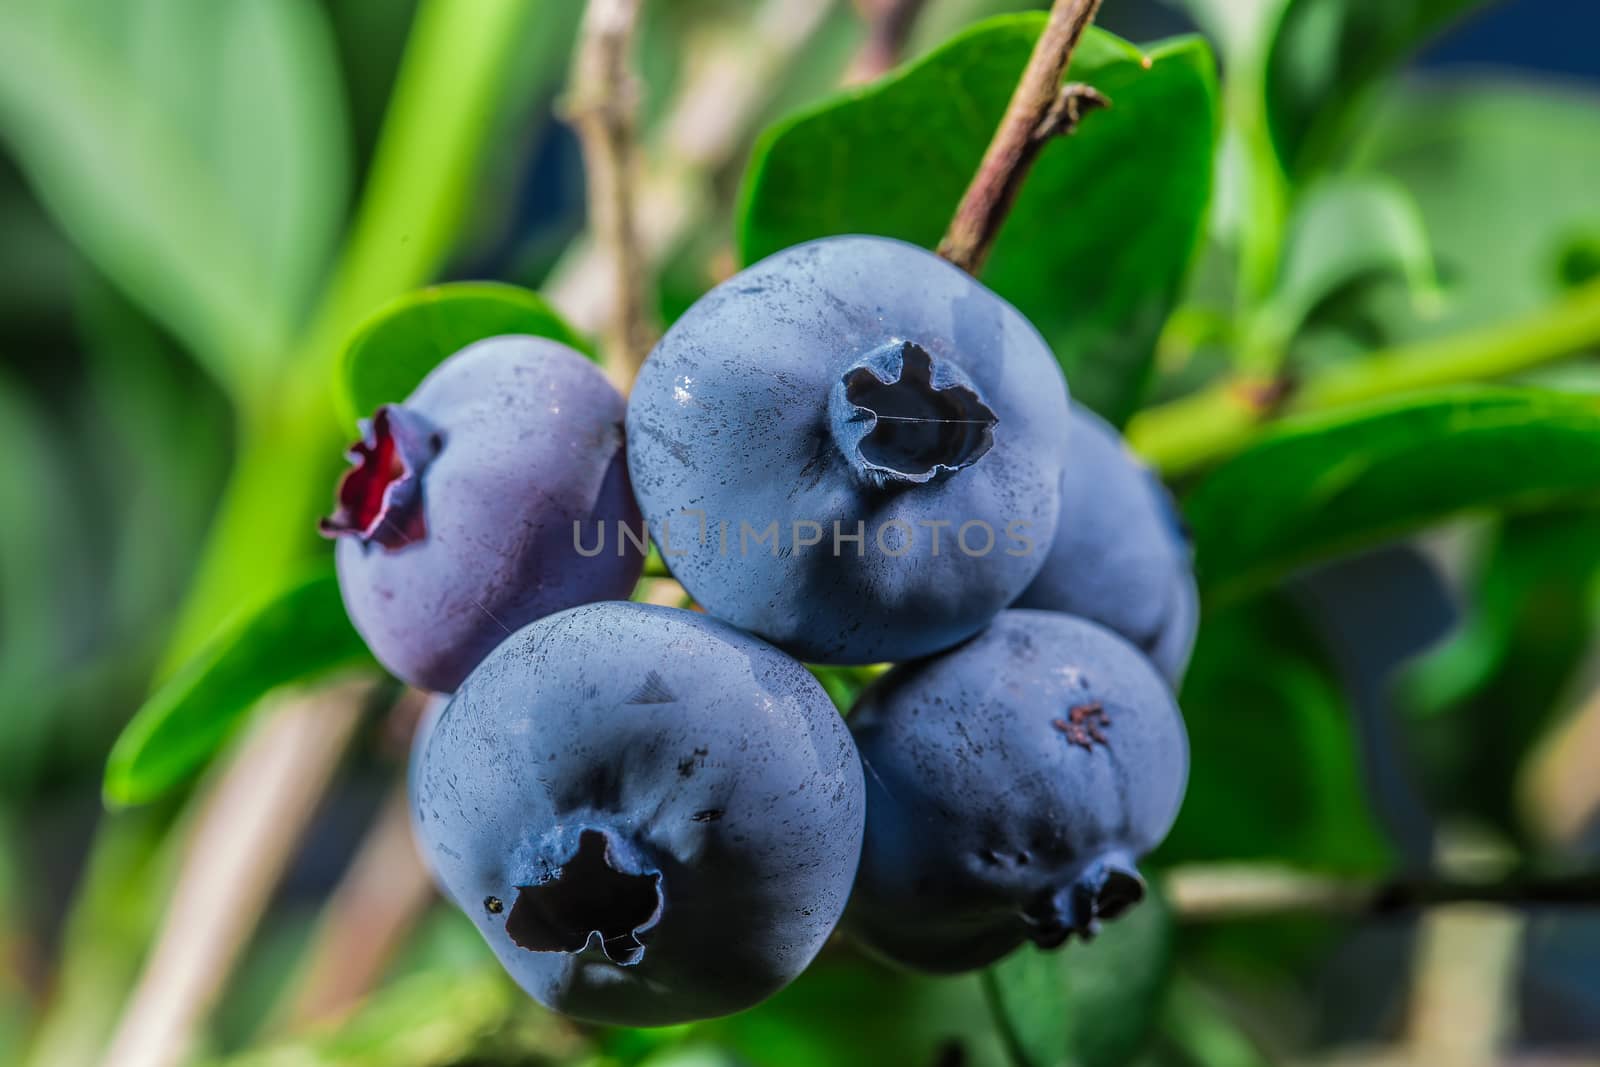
[980,967,1034,1067]
[1231,48,1289,322]
[1128,277,1600,475]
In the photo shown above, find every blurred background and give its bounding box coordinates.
[3,0,1600,1065]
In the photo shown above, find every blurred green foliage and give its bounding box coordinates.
[5,0,1600,1064]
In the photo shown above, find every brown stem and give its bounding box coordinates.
[99,681,369,1067]
[278,780,437,1030]
[567,0,653,389]
[1405,907,1521,1067]
[845,0,931,84]
[545,0,837,336]
[936,0,1107,275]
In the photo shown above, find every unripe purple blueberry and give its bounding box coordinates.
[323,335,644,692]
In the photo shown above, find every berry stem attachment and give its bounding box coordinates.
[567,0,655,391]
[936,0,1108,275]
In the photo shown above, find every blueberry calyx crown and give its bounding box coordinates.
[1020,853,1145,948]
[504,828,663,967]
[828,340,998,491]
[319,405,443,550]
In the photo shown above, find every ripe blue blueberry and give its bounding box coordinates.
[1015,408,1198,687]
[627,235,1070,664]
[410,601,866,1025]
[322,335,644,693]
[846,610,1188,973]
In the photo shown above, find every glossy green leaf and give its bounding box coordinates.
[1185,389,1600,602]
[739,16,1218,425]
[1160,594,1392,871]
[0,0,348,392]
[985,889,1172,1067]
[339,281,591,422]
[1348,79,1600,341]
[104,569,373,808]
[1264,0,1486,176]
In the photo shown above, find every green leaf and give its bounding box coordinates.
[1185,388,1600,603]
[1348,79,1600,341]
[985,889,1172,1067]
[1160,594,1392,871]
[739,16,1218,425]
[1264,0,1486,177]
[0,0,348,392]
[104,568,373,808]
[339,281,591,422]
[1251,175,1439,363]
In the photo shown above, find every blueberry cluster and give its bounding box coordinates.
[325,236,1195,1026]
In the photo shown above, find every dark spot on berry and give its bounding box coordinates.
[484,896,504,914]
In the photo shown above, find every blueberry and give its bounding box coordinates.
[627,235,1070,664]
[410,601,866,1025]
[845,610,1188,973]
[1014,408,1198,687]
[322,335,644,692]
